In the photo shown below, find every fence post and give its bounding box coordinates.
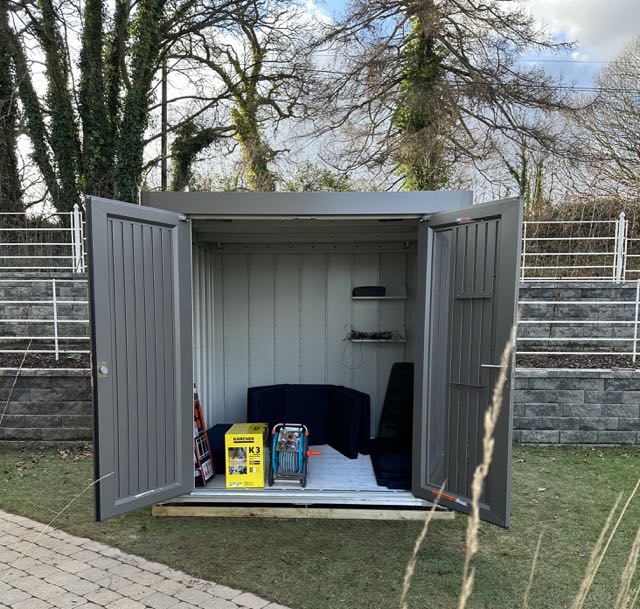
[521,221,527,282]
[52,279,59,361]
[614,212,626,283]
[633,279,640,364]
[70,206,77,272]
[72,204,82,273]
[79,208,86,273]
[622,214,629,282]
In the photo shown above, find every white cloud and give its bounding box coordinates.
[527,0,639,59]
[304,0,335,25]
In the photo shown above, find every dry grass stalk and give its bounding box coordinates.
[629,582,640,609]
[522,531,544,609]
[569,488,629,609]
[456,329,514,609]
[615,527,640,609]
[399,486,444,609]
[575,475,640,609]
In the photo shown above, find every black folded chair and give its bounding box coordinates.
[370,362,414,490]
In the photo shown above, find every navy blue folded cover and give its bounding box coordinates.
[369,437,412,490]
[331,386,371,455]
[247,384,370,460]
[377,363,414,452]
[376,452,411,474]
[206,423,232,474]
[327,387,361,459]
[383,477,412,490]
[286,385,328,445]
[247,385,285,440]
[248,384,328,444]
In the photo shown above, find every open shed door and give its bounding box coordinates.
[87,196,193,521]
[413,198,522,527]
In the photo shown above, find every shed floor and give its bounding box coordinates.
[205,444,380,492]
[174,445,427,507]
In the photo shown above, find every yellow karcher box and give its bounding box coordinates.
[224,423,268,488]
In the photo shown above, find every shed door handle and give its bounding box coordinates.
[481,364,506,369]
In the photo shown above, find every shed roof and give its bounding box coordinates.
[140,191,472,218]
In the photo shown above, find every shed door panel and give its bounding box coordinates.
[88,197,193,521]
[413,198,522,527]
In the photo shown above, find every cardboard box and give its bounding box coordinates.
[224,423,268,488]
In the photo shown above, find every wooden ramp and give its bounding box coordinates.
[152,504,454,521]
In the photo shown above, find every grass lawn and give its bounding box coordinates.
[0,445,639,609]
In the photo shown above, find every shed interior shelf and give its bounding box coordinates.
[349,338,407,343]
[351,295,408,300]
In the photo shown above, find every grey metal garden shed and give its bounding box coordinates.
[86,191,522,527]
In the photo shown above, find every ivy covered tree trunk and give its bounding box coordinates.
[504,142,546,211]
[393,16,450,191]
[0,0,22,215]
[114,0,165,202]
[531,160,545,209]
[8,28,61,206]
[505,143,530,204]
[231,105,276,192]
[170,122,229,190]
[104,0,129,184]
[34,0,81,211]
[79,0,111,196]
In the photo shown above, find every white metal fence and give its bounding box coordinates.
[2,277,640,363]
[3,208,640,363]
[0,204,86,273]
[521,212,633,282]
[0,278,90,360]
[0,208,636,281]
[517,281,640,362]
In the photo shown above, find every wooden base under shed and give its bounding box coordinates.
[152,504,455,521]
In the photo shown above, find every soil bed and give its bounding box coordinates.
[0,353,90,369]
[516,353,639,369]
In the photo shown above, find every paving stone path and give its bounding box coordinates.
[0,510,289,609]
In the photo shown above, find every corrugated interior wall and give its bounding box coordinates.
[192,243,417,435]
[192,244,218,428]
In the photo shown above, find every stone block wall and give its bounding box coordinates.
[0,273,88,350]
[1,272,639,446]
[514,368,640,444]
[2,367,640,445]
[1,275,637,354]
[518,281,639,350]
[0,369,92,441]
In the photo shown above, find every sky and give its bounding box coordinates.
[16,0,640,204]
[314,0,640,87]
[526,0,639,86]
